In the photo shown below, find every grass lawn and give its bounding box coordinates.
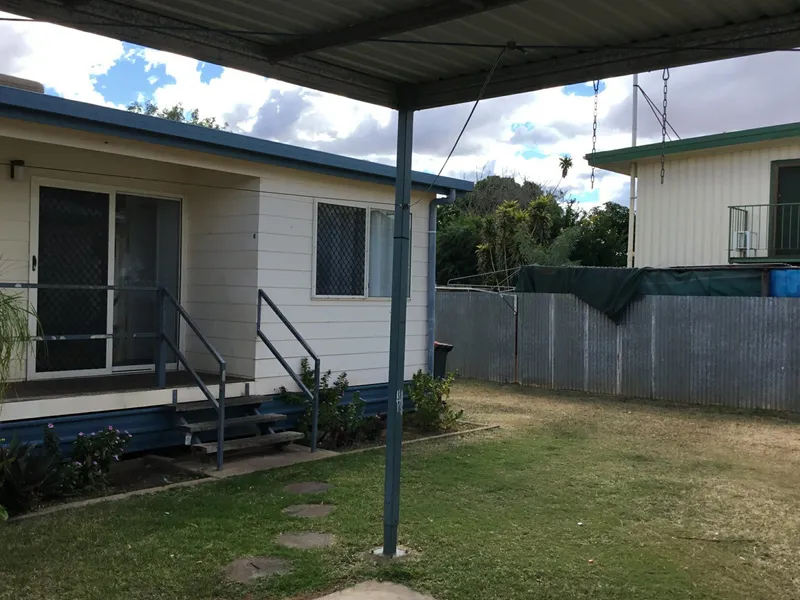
[3,381,800,600]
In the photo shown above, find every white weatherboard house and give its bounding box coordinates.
[588,122,800,268]
[0,78,472,460]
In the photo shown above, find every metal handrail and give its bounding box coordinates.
[728,203,800,261]
[0,282,227,470]
[157,288,227,470]
[256,289,320,452]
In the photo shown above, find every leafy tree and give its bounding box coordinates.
[436,211,483,285]
[127,101,227,130]
[570,202,630,267]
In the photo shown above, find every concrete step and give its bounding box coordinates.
[178,413,286,433]
[173,394,272,412]
[193,431,305,454]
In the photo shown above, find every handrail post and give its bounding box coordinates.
[311,358,321,453]
[257,290,263,331]
[217,363,226,471]
[156,287,167,389]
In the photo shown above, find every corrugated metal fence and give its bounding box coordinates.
[436,290,800,412]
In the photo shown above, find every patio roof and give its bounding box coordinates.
[3,0,800,109]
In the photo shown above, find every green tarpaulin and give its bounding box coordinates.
[515,266,766,321]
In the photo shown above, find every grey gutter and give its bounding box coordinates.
[0,85,474,195]
[427,189,457,373]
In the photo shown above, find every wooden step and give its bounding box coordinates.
[173,394,273,412]
[178,413,286,433]
[192,431,305,454]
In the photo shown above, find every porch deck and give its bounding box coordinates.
[4,372,251,402]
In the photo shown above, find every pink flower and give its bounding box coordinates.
[108,425,114,431]
[78,432,84,437]
[47,423,54,429]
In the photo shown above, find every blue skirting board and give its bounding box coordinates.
[0,382,411,454]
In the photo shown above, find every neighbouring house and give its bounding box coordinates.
[587,122,800,268]
[0,76,472,459]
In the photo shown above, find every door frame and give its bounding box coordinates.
[27,177,184,380]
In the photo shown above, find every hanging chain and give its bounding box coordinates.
[660,68,670,184]
[590,79,600,189]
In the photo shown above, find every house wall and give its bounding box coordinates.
[0,126,437,404]
[635,142,800,267]
[184,172,260,379]
[253,168,432,395]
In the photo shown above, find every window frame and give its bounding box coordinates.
[312,198,413,301]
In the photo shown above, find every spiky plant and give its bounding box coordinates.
[0,291,33,404]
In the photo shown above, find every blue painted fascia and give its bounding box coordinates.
[0,86,474,195]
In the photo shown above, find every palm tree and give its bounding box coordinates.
[559,154,573,179]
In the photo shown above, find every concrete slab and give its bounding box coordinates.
[283,481,334,494]
[313,581,436,600]
[276,532,335,549]
[177,445,338,479]
[223,557,289,583]
[282,504,336,518]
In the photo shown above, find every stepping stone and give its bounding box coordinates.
[223,557,289,584]
[283,481,334,494]
[313,581,436,599]
[277,532,335,549]
[282,504,335,518]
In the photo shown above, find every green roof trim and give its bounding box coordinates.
[585,121,800,168]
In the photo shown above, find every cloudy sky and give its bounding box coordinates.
[3,12,800,210]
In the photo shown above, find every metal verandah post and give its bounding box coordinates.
[156,287,166,389]
[382,106,414,557]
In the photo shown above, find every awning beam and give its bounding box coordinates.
[265,0,528,63]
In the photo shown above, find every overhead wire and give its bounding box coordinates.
[636,84,680,140]
[415,45,509,205]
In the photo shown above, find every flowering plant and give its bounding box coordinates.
[67,426,132,491]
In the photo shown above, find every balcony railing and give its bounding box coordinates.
[728,203,800,262]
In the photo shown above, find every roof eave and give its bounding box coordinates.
[0,86,473,195]
[586,121,800,174]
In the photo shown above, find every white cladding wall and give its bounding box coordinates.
[635,143,800,267]
[253,169,430,395]
[184,173,260,379]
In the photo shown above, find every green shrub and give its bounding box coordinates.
[407,370,463,432]
[0,435,62,516]
[66,426,132,491]
[0,424,132,517]
[281,358,383,449]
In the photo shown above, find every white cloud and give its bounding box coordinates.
[0,12,125,105]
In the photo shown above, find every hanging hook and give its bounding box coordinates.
[590,80,600,189]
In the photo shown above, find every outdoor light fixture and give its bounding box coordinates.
[10,160,26,181]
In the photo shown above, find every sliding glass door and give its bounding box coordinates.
[30,181,181,379]
[113,193,180,369]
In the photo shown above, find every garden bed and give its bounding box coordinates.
[35,455,205,510]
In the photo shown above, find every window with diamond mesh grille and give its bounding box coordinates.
[315,203,366,296]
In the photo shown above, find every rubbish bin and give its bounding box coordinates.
[433,342,453,379]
